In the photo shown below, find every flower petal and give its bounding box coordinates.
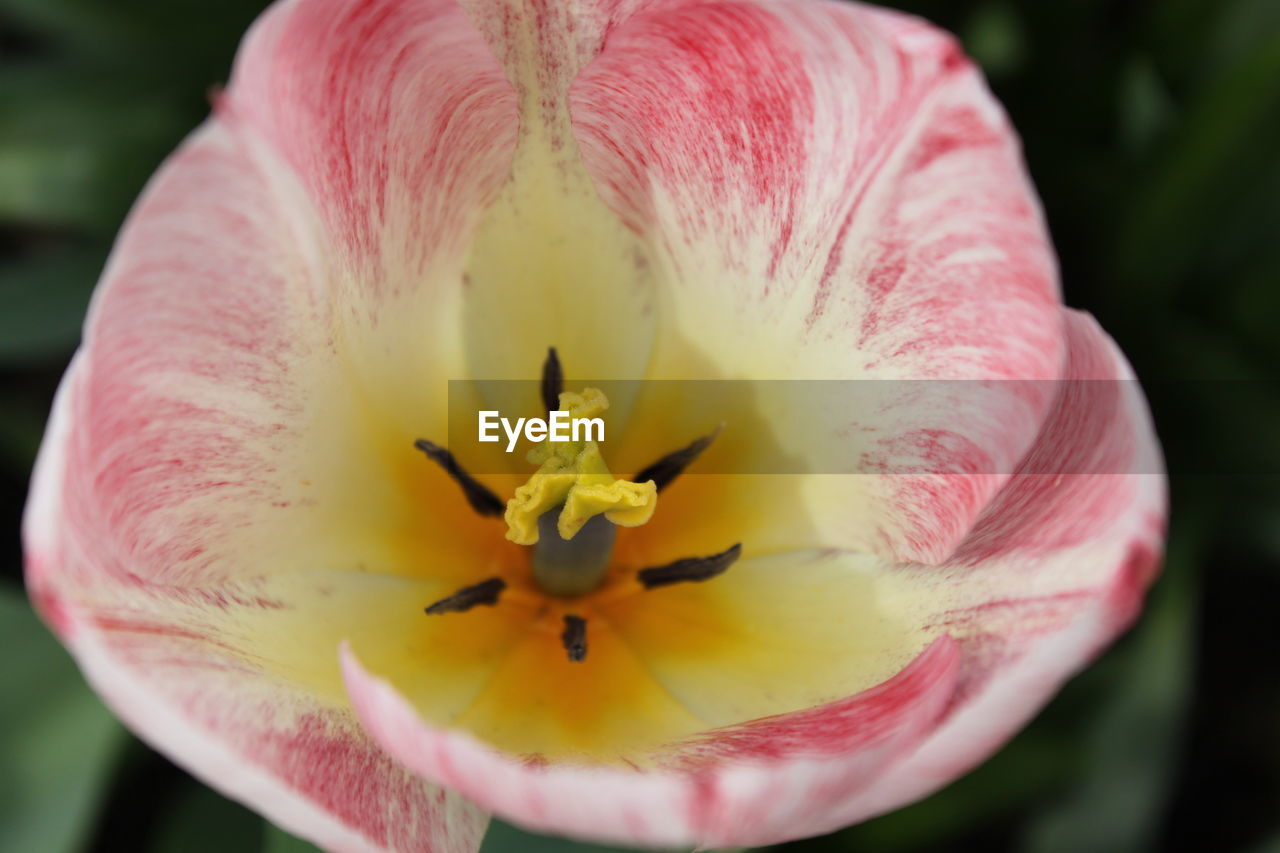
[32,0,524,597]
[596,549,935,730]
[27,370,489,853]
[456,0,649,103]
[574,1,1061,381]
[24,0,529,844]
[341,635,959,848]
[229,0,516,279]
[784,309,1166,835]
[562,1,1064,563]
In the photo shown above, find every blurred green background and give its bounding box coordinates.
[1,0,1278,851]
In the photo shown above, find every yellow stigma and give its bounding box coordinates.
[504,387,657,544]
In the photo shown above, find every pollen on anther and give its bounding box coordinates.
[541,346,563,415]
[561,614,587,662]
[413,439,505,517]
[424,577,506,615]
[633,424,723,492]
[637,543,742,589]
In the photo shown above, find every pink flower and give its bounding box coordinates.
[23,0,1165,850]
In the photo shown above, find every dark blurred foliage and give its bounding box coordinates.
[1,0,1277,851]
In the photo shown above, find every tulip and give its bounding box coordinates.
[23,0,1165,850]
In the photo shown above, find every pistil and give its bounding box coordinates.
[504,388,657,543]
[531,512,616,596]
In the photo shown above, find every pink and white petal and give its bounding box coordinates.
[41,123,485,601]
[572,0,1062,381]
[564,0,1063,563]
[49,120,343,592]
[456,0,662,104]
[26,363,489,853]
[26,1,523,846]
[227,0,526,416]
[36,0,524,595]
[229,0,516,284]
[341,637,959,848]
[794,310,1165,834]
[58,605,487,853]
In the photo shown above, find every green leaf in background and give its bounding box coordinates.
[151,781,263,853]
[0,64,180,231]
[834,727,1077,852]
[1249,831,1280,853]
[1199,0,1280,80]
[0,0,157,59]
[479,819,662,853]
[0,0,268,77]
[0,390,51,475]
[962,1,1027,79]
[262,822,324,853]
[0,585,125,853]
[1119,26,1280,291]
[0,243,103,364]
[261,816,691,853]
[1118,58,1177,156]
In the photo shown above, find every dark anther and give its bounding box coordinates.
[637,543,742,589]
[413,439,505,517]
[561,614,588,662]
[633,424,723,492]
[541,346,563,414]
[424,577,506,615]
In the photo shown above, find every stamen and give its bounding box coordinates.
[561,614,587,662]
[633,424,723,492]
[413,439,505,517]
[424,577,506,614]
[541,346,563,414]
[637,543,742,589]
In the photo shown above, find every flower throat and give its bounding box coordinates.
[413,348,739,661]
